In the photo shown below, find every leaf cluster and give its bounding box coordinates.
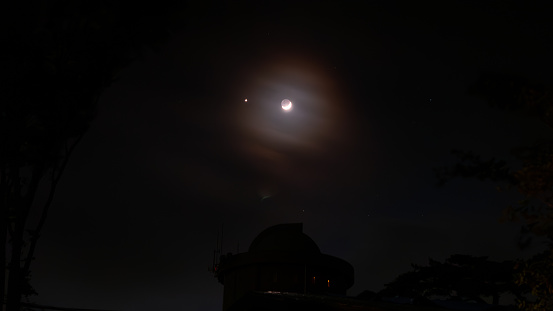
[514,250,553,311]
[435,149,515,187]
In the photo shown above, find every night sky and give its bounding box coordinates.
[25,1,553,310]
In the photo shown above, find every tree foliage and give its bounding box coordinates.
[1,1,186,310]
[436,73,553,241]
[514,250,553,311]
[380,254,519,305]
[435,72,553,310]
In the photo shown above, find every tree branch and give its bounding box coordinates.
[23,133,84,273]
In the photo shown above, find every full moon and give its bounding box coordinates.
[281,99,292,111]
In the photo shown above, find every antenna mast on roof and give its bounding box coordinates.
[209,224,224,276]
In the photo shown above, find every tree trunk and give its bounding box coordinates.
[0,212,6,311]
[6,222,23,311]
[492,293,499,305]
[6,165,42,311]
[0,166,8,311]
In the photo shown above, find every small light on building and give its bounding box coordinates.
[327,279,330,287]
[312,276,316,284]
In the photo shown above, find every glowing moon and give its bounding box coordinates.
[281,99,292,111]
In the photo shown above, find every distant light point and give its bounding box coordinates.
[245,98,248,102]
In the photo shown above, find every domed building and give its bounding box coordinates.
[215,223,354,311]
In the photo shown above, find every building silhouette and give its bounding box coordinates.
[215,223,353,310]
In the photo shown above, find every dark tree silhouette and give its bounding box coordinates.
[436,73,553,242]
[435,72,553,310]
[1,1,186,310]
[380,254,521,305]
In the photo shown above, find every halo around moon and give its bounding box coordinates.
[281,99,292,111]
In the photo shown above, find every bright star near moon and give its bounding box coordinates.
[281,99,292,111]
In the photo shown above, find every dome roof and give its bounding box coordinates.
[248,223,321,254]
